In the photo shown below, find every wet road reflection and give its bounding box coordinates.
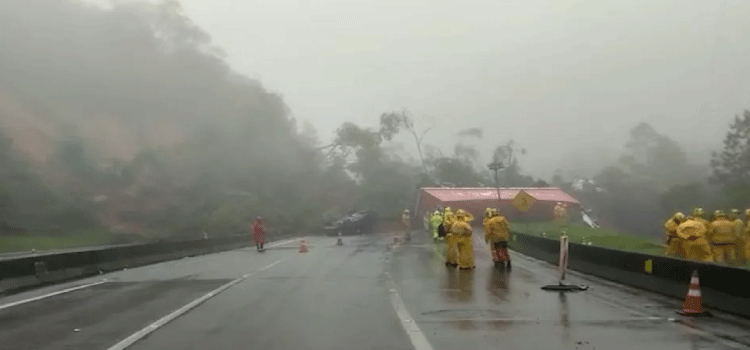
[390,231,745,350]
[558,292,572,342]
[441,268,475,304]
[486,265,510,300]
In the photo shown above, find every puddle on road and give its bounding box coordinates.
[422,308,517,319]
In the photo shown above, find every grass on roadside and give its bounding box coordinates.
[0,229,118,254]
[511,221,666,256]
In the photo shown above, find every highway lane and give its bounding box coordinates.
[392,233,750,350]
[0,233,748,349]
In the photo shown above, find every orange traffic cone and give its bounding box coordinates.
[299,239,308,253]
[336,231,343,246]
[678,270,711,317]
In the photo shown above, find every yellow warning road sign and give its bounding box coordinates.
[512,190,536,212]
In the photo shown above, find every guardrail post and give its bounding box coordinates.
[542,234,588,292]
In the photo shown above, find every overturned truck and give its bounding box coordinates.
[414,187,581,226]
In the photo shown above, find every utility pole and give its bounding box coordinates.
[487,161,505,208]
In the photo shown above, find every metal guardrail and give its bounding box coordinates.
[0,235,257,294]
[509,231,750,318]
[0,243,140,261]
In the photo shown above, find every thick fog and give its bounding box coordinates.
[2,0,750,241]
[172,0,750,178]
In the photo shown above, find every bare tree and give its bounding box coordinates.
[379,109,433,174]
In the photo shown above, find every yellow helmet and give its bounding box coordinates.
[455,209,472,220]
[714,210,725,218]
[445,207,452,212]
[693,208,704,217]
[674,212,686,222]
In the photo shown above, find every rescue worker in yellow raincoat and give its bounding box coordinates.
[401,209,411,242]
[664,212,686,258]
[730,209,746,264]
[743,209,750,264]
[429,210,442,240]
[451,209,475,270]
[483,208,492,227]
[692,208,711,232]
[484,208,511,269]
[443,208,458,267]
[677,215,714,262]
[708,210,738,264]
[559,204,570,226]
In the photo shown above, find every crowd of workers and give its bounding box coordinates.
[253,202,750,268]
[414,207,511,270]
[402,202,750,269]
[665,208,750,265]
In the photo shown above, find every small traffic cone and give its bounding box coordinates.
[299,239,308,253]
[336,231,344,246]
[678,270,711,317]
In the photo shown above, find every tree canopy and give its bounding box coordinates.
[711,110,750,207]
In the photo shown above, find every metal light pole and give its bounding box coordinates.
[487,161,504,208]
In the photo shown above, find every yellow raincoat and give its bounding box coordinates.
[709,217,738,264]
[732,218,747,263]
[664,214,685,258]
[484,211,510,263]
[451,210,474,269]
[677,218,713,262]
[443,210,458,266]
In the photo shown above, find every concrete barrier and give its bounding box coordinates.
[509,232,750,318]
[0,235,257,294]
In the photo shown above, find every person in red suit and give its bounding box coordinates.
[253,216,266,251]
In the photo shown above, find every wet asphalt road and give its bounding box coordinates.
[0,233,749,349]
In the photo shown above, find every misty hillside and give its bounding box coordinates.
[0,0,326,238]
[1,0,748,245]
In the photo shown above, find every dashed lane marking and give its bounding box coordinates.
[386,273,435,350]
[0,279,109,311]
[106,257,290,350]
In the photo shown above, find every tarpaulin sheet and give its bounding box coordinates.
[416,187,580,222]
[421,187,579,204]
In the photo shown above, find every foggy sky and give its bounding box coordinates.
[95,0,750,179]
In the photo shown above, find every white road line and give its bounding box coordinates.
[0,279,108,311]
[266,238,302,248]
[386,273,435,350]
[106,257,289,350]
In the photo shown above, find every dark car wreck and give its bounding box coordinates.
[324,210,377,236]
